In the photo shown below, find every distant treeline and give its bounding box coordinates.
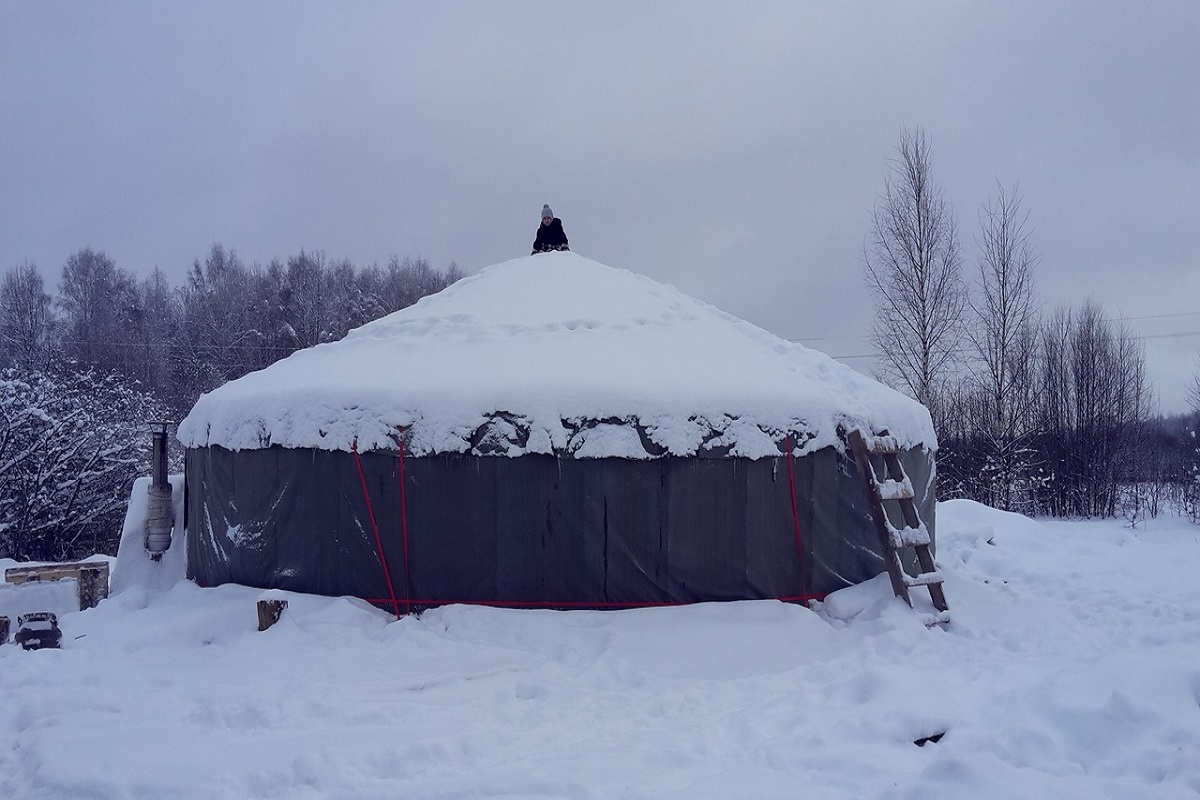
[934,303,1200,523]
[0,244,460,560]
[2,244,462,416]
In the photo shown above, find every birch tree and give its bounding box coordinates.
[864,126,966,416]
[1189,356,1200,413]
[967,184,1039,509]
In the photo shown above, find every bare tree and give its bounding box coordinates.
[57,248,139,374]
[129,267,183,412]
[864,126,966,414]
[967,184,1039,509]
[0,261,57,370]
[1031,302,1150,517]
[176,244,258,393]
[1189,355,1200,412]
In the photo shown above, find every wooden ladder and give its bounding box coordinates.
[847,428,949,625]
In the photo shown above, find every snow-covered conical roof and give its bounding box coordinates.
[177,252,935,458]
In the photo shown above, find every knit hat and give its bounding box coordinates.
[541,204,554,220]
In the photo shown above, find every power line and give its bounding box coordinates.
[1116,311,1200,322]
[1136,331,1200,341]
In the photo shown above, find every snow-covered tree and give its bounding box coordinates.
[174,244,261,399]
[1185,364,1200,523]
[0,368,167,561]
[129,267,183,403]
[57,248,140,374]
[1,261,57,371]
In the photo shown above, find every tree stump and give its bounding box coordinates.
[257,599,287,631]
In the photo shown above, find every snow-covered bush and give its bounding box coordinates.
[0,367,167,561]
[1184,425,1200,525]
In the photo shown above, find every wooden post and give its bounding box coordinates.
[257,599,287,631]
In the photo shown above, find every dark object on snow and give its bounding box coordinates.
[5,562,110,610]
[15,612,61,650]
[257,598,288,631]
[914,731,945,747]
[532,205,569,254]
[0,616,9,645]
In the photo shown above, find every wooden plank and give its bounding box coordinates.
[915,544,949,612]
[888,522,930,549]
[877,477,914,501]
[5,562,109,583]
[862,435,901,454]
[5,561,110,610]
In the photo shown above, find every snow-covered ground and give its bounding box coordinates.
[2,499,1199,799]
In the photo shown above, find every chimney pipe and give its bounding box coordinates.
[144,421,174,560]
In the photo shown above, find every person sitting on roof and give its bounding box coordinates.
[532,204,570,254]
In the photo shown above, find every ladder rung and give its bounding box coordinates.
[861,435,900,454]
[887,523,930,549]
[921,610,951,627]
[876,477,914,501]
[903,570,943,588]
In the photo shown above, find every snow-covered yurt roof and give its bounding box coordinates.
[177,252,935,458]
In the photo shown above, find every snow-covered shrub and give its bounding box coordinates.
[0,368,168,561]
[1184,426,1200,525]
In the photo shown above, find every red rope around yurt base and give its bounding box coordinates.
[352,439,402,618]
[355,431,824,615]
[362,594,827,611]
[785,433,808,600]
[395,426,413,616]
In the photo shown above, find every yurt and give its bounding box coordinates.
[177,252,937,613]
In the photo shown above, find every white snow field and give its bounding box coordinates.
[2,496,1199,799]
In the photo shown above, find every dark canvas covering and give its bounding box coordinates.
[185,443,935,609]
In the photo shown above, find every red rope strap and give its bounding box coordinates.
[362,594,827,611]
[352,439,402,618]
[396,426,412,616]
[785,433,807,599]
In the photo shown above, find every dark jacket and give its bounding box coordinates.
[532,218,569,254]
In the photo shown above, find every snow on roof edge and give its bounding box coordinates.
[177,252,936,458]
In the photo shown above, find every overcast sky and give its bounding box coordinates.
[2,2,1198,412]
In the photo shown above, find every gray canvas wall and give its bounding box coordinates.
[185,444,935,611]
